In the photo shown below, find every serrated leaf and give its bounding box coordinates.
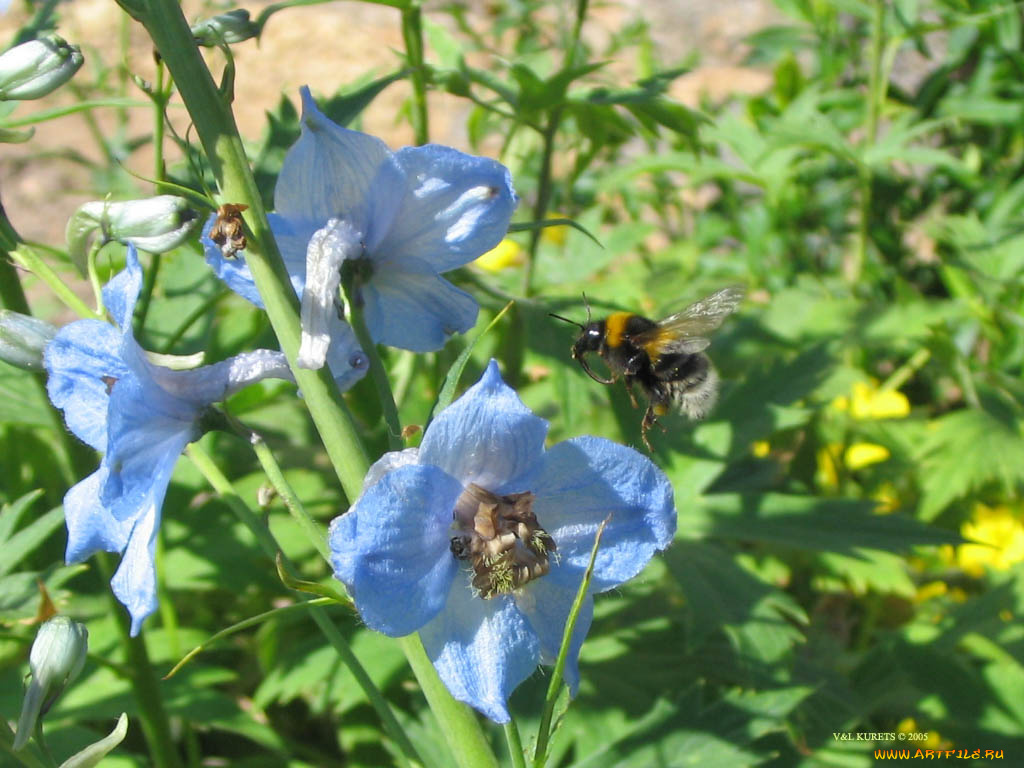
[918,408,1024,520]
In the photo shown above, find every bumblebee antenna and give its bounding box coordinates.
[549,312,583,329]
[581,292,593,323]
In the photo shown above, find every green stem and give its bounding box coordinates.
[158,289,229,353]
[400,1,429,145]
[345,280,403,451]
[185,442,422,768]
[249,430,331,562]
[849,0,886,285]
[127,0,371,502]
[521,112,561,298]
[31,721,56,768]
[398,634,499,768]
[96,553,184,768]
[504,720,527,768]
[86,241,107,317]
[0,719,48,768]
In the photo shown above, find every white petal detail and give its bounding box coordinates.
[297,218,363,369]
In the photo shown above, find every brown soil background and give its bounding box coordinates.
[1,0,781,252]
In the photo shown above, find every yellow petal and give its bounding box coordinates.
[474,239,522,272]
[850,380,910,420]
[751,440,770,458]
[844,442,890,470]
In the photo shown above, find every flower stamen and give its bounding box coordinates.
[450,483,556,598]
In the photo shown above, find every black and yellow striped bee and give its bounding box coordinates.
[551,286,744,450]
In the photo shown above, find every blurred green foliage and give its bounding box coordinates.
[2,0,1024,765]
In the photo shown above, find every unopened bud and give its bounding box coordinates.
[192,9,259,46]
[0,310,57,371]
[0,36,84,101]
[67,195,200,272]
[14,616,88,751]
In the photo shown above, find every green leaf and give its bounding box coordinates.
[0,503,64,578]
[686,493,962,554]
[918,408,1024,520]
[58,713,128,768]
[426,301,514,426]
[0,489,44,543]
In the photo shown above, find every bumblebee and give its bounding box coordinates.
[552,286,743,450]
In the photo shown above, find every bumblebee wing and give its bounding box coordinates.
[629,285,744,357]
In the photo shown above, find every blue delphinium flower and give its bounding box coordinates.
[329,360,676,722]
[45,246,294,635]
[202,86,517,366]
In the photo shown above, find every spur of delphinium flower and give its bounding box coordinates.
[203,86,517,365]
[329,360,676,722]
[45,246,294,634]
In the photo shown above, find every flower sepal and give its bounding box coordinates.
[0,36,84,101]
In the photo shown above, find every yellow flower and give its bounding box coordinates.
[832,380,910,420]
[817,443,841,489]
[474,239,522,272]
[896,718,951,750]
[872,482,899,513]
[844,442,890,470]
[913,581,947,603]
[952,503,1024,577]
[751,440,770,458]
[540,213,569,246]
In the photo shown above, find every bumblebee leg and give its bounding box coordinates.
[624,377,639,409]
[641,406,656,451]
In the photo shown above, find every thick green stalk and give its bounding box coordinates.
[185,442,422,768]
[125,0,370,501]
[0,718,48,768]
[398,634,500,768]
[400,1,429,145]
[849,0,886,285]
[96,553,184,768]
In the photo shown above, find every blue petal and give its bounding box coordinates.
[64,466,133,562]
[515,579,593,695]
[107,452,176,636]
[101,376,196,522]
[201,214,265,307]
[322,313,369,392]
[267,213,317,283]
[44,319,127,451]
[361,263,478,352]
[274,87,390,225]
[103,245,143,331]
[419,360,547,489]
[329,463,461,636]
[419,584,540,723]
[532,436,676,593]
[368,145,517,273]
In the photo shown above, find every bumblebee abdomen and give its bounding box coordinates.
[667,358,719,420]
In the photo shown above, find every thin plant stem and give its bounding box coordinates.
[185,442,423,768]
[398,634,500,768]
[533,518,608,768]
[96,552,185,768]
[127,0,372,503]
[4,246,96,320]
[86,241,107,316]
[248,430,332,563]
[345,280,403,451]
[504,719,527,768]
[31,722,56,768]
[136,63,169,332]
[158,289,230,353]
[400,1,429,145]
[0,719,48,768]
[521,113,560,298]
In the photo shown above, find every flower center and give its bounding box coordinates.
[449,483,556,598]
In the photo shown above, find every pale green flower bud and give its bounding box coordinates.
[0,310,57,371]
[66,195,200,272]
[14,616,88,751]
[0,36,84,101]
[192,9,258,46]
